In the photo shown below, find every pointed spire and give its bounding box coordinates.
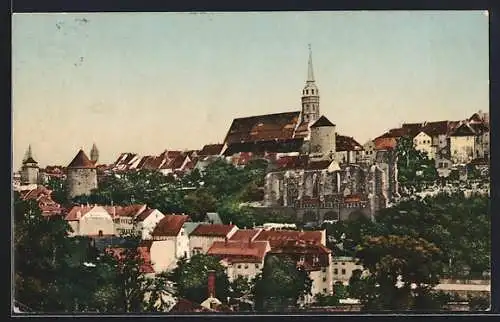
[307,43,315,82]
[23,145,33,162]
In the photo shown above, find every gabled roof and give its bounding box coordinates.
[253,229,323,248]
[198,144,224,156]
[306,160,332,170]
[67,150,96,169]
[229,229,262,241]
[204,212,223,225]
[151,215,190,237]
[208,240,269,263]
[421,121,450,136]
[135,208,158,222]
[65,205,94,221]
[310,115,335,128]
[336,134,363,152]
[190,224,236,237]
[224,111,301,144]
[103,204,147,218]
[450,122,476,136]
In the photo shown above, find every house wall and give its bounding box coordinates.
[115,217,135,236]
[150,238,177,273]
[226,260,265,282]
[139,210,165,240]
[189,236,225,255]
[436,158,453,178]
[176,227,190,259]
[78,207,115,236]
[413,132,435,160]
[450,136,475,164]
[68,221,80,237]
[331,258,363,283]
[21,165,39,185]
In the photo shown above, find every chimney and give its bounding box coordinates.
[207,270,216,298]
[224,237,228,246]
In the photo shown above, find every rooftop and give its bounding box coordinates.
[190,224,236,237]
[151,215,190,237]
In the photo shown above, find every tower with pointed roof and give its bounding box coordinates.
[66,149,98,199]
[21,145,39,185]
[301,44,320,124]
[309,115,337,160]
[90,143,99,164]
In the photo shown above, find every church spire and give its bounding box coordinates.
[307,44,315,82]
[23,144,34,163]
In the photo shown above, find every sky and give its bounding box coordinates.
[12,11,489,168]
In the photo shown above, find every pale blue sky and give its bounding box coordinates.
[12,11,489,167]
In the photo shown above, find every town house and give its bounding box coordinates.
[134,208,166,240]
[150,214,191,272]
[65,205,115,237]
[189,224,238,255]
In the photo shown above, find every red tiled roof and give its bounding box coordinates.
[198,144,224,156]
[294,121,310,138]
[373,137,397,151]
[103,204,147,218]
[67,150,96,169]
[336,135,363,152]
[274,155,309,170]
[151,215,190,237]
[190,224,236,237]
[229,229,262,241]
[421,121,450,136]
[208,240,269,263]
[224,111,301,144]
[268,240,331,271]
[253,229,323,248]
[64,205,94,221]
[105,246,154,274]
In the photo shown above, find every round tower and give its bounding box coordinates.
[66,149,98,200]
[21,152,39,185]
[301,44,320,124]
[309,115,336,159]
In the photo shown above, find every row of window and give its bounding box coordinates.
[236,264,260,269]
[333,262,346,265]
[303,89,317,95]
[333,268,347,275]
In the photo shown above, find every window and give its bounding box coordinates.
[334,268,338,275]
[237,265,242,269]
[300,256,305,262]
[311,89,314,94]
[322,267,327,273]
[341,262,345,265]
[341,269,346,275]
[322,277,327,282]
[306,90,309,95]
[180,231,184,236]
[255,264,260,269]
[244,264,249,269]
[323,288,327,293]
[313,256,319,263]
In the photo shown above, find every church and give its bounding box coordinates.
[222,46,399,222]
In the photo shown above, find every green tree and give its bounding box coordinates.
[46,176,68,206]
[254,255,312,312]
[354,235,445,311]
[396,136,438,184]
[168,254,230,304]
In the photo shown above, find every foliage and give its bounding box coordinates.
[229,275,254,300]
[354,235,445,310]
[168,254,230,304]
[254,255,312,312]
[46,176,68,206]
[468,295,490,311]
[396,136,438,184]
[314,283,347,306]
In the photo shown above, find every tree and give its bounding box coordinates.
[229,275,254,301]
[46,176,68,206]
[253,255,312,312]
[314,282,347,306]
[396,136,438,184]
[354,235,445,310]
[167,254,230,304]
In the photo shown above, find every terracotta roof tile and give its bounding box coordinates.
[67,150,96,168]
[224,111,301,145]
[198,144,224,156]
[64,205,94,221]
[254,229,323,248]
[229,229,262,241]
[104,204,147,218]
[135,208,157,222]
[208,240,269,263]
[190,224,236,237]
[336,135,363,152]
[151,215,190,237]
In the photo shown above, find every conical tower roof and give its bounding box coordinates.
[310,115,335,128]
[67,149,96,168]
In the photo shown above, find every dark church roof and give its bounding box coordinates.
[224,111,301,145]
[336,135,364,152]
[23,157,38,164]
[67,149,96,168]
[310,115,335,128]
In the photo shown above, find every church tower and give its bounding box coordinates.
[301,44,320,124]
[90,143,99,164]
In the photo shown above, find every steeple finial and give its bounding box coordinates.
[23,144,33,163]
[307,44,315,82]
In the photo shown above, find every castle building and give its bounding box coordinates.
[66,149,98,199]
[90,143,99,164]
[20,145,39,185]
